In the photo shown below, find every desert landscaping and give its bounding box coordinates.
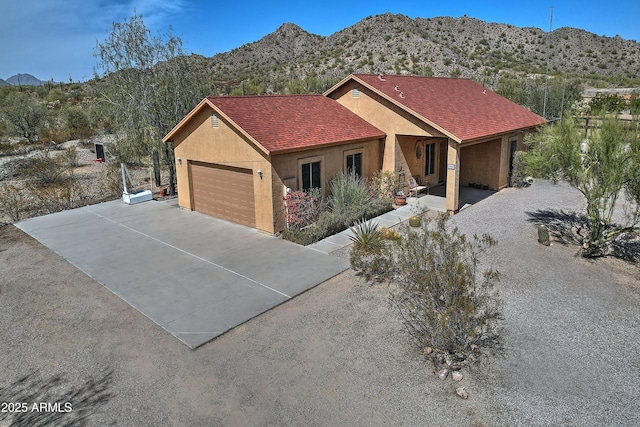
[1,179,639,426]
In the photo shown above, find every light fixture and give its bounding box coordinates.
[257,169,263,180]
[177,157,182,165]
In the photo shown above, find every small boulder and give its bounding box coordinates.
[423,346,433,355]
[456,387,469,399]
[452,371,463,381]
[438,368,449,380]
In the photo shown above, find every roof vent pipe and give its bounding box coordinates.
[394,85,400,91]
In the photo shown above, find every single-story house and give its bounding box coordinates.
[163,74,547,233]
[162,94,385,233]
[324,74,548,212]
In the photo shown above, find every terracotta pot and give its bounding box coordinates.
[159,187,168,197]
[394,195,407,206]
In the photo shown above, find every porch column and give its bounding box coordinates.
[446,138,460,213]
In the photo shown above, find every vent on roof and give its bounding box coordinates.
[352,88,360,98]
[211,113,219,128]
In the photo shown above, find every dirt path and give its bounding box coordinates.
[1,180,639,426]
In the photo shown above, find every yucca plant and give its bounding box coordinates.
[349,219,391,278]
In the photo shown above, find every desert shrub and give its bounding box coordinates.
[0,182,30,222]
[329,171,372,213]
[17,151,71,186]
[509,150,530,188]
[104,160,124,197]
[64,146,80,168]
[281,173,393,245]
[26,178,81,214]
[349,219,394,278]
[354,214,502,363]
[283,188,322,231]
[65,107,93,139]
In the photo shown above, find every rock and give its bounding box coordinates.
[456,387,469,399]
[423,346,433,355]
[452,371,463,381]
[450,363,461,371]
[471,344,480,354]
[438,368,449,380]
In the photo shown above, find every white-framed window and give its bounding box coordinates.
[344,148,364,178]
[298,156,324,192]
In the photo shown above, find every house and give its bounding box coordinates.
[162,94,385,234]
[163,74,547,233]
[324,74,547,212]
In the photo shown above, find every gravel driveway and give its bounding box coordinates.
[1,180,639,426]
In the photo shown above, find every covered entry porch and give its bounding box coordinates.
[396,133,519,213]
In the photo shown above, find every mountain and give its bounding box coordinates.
[203,13,640,91]
[5,73,47,86]
[0,78,9,87]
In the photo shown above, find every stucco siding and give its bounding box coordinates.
[329,81,446,171]
[270,138,382,231]
[459,138,502,190]
[172,106,275,233]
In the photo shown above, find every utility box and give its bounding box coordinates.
[94,142,105,162]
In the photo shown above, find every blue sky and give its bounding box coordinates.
[1,0,639,83]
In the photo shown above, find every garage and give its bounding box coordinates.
[189,161,256,228]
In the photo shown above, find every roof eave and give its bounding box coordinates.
[270,134,386,156]
[162,98,271,156]
[459,123,547,145]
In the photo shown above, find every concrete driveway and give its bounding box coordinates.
[16,198,349,348]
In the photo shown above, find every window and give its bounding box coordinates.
[425,143,436,176]
[301,161,321,191]
[346,152,363,178]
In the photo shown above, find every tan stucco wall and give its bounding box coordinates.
[171,106,276,233]
[459,138,502,190]
[397,135,446,188]
[329,81,447,172]
[270,139,383,231]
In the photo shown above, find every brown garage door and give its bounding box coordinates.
[189,161,256,228]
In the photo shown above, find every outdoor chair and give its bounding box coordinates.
[407,176,428,197]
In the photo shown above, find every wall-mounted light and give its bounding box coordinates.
[177,157,182,165]
[257,169,263,180]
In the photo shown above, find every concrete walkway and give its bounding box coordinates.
[17,199,349,349]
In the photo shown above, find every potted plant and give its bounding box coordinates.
[394,190,407,206]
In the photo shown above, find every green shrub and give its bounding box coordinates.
[349,219,392,277]
[329,171,372,213]
[358,214,502,363]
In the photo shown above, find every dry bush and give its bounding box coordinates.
[353,214,502,363]
[0,182,31,222]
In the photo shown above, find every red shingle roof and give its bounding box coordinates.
[206,94,385,154]
[348,74,547,142]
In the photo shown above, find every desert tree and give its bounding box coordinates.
[524,114,640,257]
[0,90,47,143]
[94,14,211,194]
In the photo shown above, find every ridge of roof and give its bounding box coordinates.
[205,94,385,154]
[346,74,547,142]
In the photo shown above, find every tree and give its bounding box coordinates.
[94,14,210,194]
[0,90,47,143]
[524,114,640,257]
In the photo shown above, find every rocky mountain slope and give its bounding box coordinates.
[205,13,639,92]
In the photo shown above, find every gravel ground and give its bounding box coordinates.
[1,180,639,426]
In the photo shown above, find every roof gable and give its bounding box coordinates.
[332,74,547,142]
[202,94,385,154]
